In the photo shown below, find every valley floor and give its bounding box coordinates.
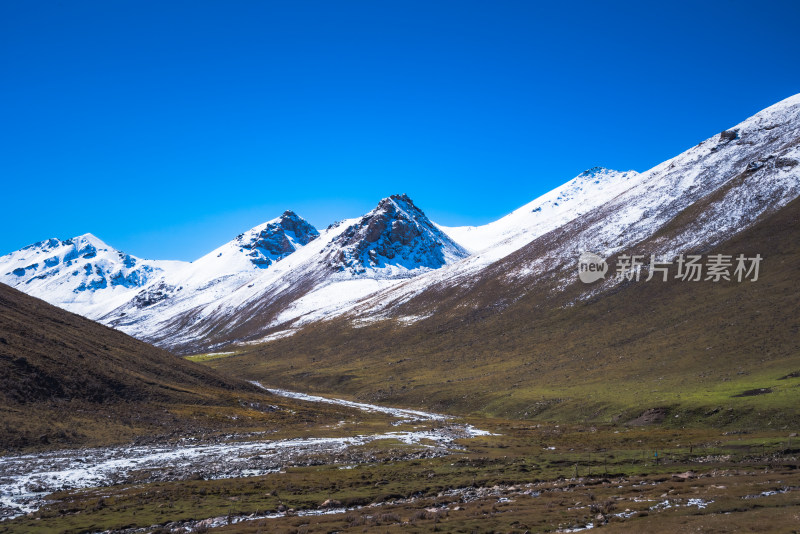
[1,388,798,533]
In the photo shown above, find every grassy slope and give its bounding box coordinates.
[208,196,800,429]
[0,284,374,452]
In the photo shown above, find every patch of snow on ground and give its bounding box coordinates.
[0,388,494,520]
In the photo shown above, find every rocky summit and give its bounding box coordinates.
[326,194,469,275]
[236,210,319,267]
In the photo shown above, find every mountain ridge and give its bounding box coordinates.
[340,92,800,325]
[207,190,800,425]
[2,93,798,355]
[107,193,473,352]
[0,233,187,320]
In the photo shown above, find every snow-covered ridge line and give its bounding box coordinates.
[2,93,798,351]
[109,193,475,351]
[438,167,641,254]
[342,93,800,324]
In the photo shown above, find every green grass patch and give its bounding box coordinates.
[184,351,240,363]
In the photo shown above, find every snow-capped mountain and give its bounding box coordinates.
[344,93,800,324]
[102,211,319,332]
[326,194,469,275]
[0,234,186,319]
[234,210,320,268]
[106,194,470,351]
[3,94,798,355]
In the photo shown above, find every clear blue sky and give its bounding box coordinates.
[2,1,798,261]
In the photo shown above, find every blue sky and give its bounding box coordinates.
[2,1,798,261]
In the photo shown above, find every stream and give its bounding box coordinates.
[0,385,490,520]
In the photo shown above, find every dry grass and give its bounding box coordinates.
[0,284,384,453]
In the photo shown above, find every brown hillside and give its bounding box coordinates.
[0,284,355,451]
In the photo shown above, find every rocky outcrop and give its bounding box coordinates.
[326,194,469,275]
[236,211,319,267]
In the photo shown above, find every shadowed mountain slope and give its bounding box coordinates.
[0,283,353,451]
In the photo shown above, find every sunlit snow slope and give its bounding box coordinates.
[438,167,640,254]
[0,234,186,319]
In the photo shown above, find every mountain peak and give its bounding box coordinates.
[69,232,110,250]
[373,194,418,217]
[377,193,427,219]
[577,166,611,177]
[576,167,636,180]
[381,192,414,205]
[275,210,318,240]
[326,195,468,275]
[0,233,179,318]
[234,212,319,268]
[280,209,300,220]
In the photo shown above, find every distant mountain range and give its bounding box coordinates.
[2,94,799,355]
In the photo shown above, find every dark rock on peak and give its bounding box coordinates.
[236,212,319,268]
[326,194,468,275]
[277,210,319,243]
[578,166,610,178]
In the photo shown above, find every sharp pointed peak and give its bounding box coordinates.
[279,209,301,219]
[252,209,310,232]
[374,193,420,214]
[260,209,311,228]
[68,232,110,248]
[380,193,414,204]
